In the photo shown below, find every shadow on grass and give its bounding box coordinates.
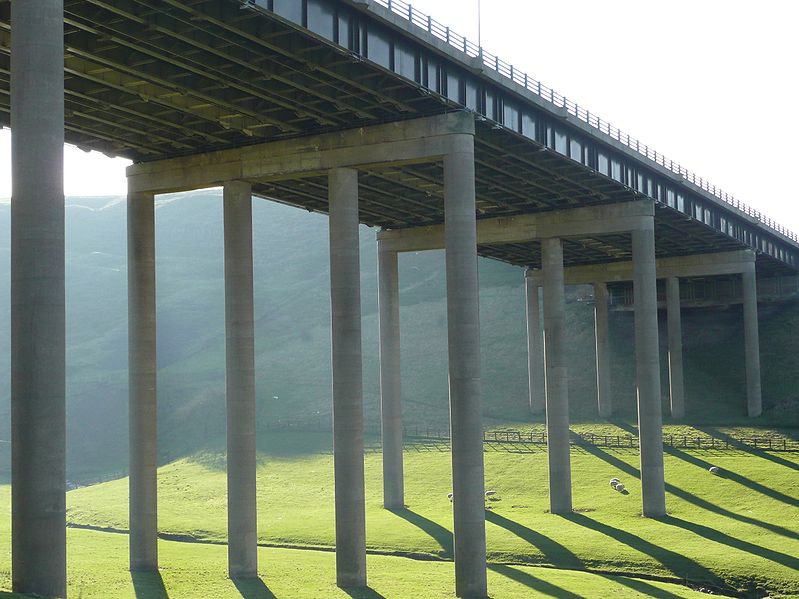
[578,441,798,540]
[661,515,799,571]
[233,577,277,599]
[387,507,453,558]
[608,574,685,599]
[694,425,799,473]
[484,510,583,570]
[341,588,387,599]
[488,563,584,599]
[562,512,726,590]
[131,570,169,599]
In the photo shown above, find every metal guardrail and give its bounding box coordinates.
[373,0,798,243]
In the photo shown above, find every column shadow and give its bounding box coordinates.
[562,512,730,593]
[578,441,798,540]
[387,507,453,558]
[232,577,278,599]
[694,425,799,472]
[484,510,583,570]
[660,515,799,571]
[131,570,169,599]
[342,588,387,599]
[608,575,685,599]
[488,563,585,599]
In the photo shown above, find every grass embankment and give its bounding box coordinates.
[57,427,799,598]
[0,490,711,598]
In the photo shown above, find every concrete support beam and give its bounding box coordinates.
[128,191,158,570]
[127,113,474,194]
[224,181,258,578]
[378,201,655,253]
[594,283,612,418]
[444,141,487,598]
[541,238,572,515]
[632,227,666,517]
[666,277,685,419]
[378,245,404,510]
[524,272,545,415]
[10,2,66,596]
[742,268,762,417]
[329,168,367,588]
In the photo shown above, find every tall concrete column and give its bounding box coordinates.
[525,271,545,415]
[593,282,612,418]
[444,139,487,599]
[328,168,367,588]
[224,181,258,578]
[378,245,404,510]
[128,191,158,571]
[742,268,762,417]
[666,277,685,419]
[632,226,666,517]
[10,2,66,596]
[541,238,572,515]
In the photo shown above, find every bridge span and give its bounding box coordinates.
[2,1,797,597]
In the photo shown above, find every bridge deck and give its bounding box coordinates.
[0,0,795,273]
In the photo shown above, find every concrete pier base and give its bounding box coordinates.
[444,143,487,599]
[593,282,612,418]
[666,277,685,419]
[10,1,67,596]
[525,273,545,415]
[329,168,367,588]
[542,238,572,515]
[632,227,666,517]
[128,191,158,571]
[378,246,404,510]
[224,181,258,578]
[742,268,762,417]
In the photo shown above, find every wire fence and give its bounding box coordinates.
[371,0,798,243]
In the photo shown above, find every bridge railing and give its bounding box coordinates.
[374,0,798,243]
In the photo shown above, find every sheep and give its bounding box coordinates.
[610,478,620,489]
[708,466,720,475]
[447,492,454,502]
[615,483,625,492]
[485,490,497,498]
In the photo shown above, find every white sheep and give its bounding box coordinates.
[615,483,625,492]
[610,478,620,488]
[708,466,720,475]
[485,490,497,498]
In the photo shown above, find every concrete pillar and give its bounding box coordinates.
[666,277,685,419]
[224,181,258,578]
[593,282,612,418]
[541,238,572,515]
[742,268,762,417]
[525,271,545,415]
[632,226,666,517]
[10,2,66,596]
[128,191,158,571]
[328,168,367,588]
[378,245,404,510]
[444,140,487,599]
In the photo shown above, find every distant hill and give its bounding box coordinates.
[0,190,796,482]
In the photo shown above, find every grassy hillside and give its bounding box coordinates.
[61,429,799,598]
[0,191,797,483]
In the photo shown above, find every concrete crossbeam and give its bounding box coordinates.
[444,141,488,598]
[126,113,474,194]
[224,181,258,578]
[10,2,67,596]
[329,168,367,588]
[377,245,405,510]
[378,201,655,253]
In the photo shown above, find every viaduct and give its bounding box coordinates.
[2,1,797,597]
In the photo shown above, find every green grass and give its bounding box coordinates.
[56,432,799,598]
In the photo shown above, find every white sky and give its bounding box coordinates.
[1,0,797,229]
